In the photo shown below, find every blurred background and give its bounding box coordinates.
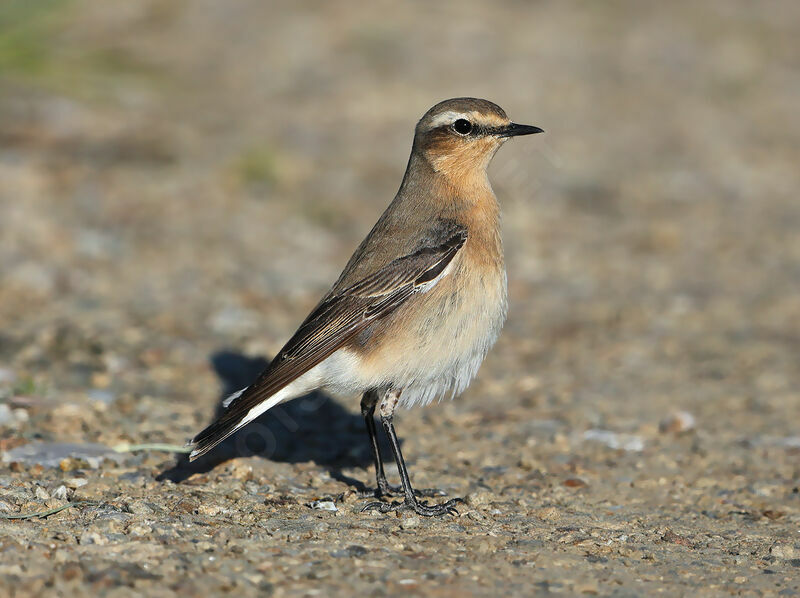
[1,0,797,436]
[0,0,799,592]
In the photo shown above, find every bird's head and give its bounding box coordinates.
[413,98,543,180]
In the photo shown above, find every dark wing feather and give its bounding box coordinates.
[188,227,467,460]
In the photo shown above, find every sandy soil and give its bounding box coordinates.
[1,1,799,596]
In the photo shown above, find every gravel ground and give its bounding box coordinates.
[1,1,800,596]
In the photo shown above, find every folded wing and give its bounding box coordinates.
[188,227,467,460]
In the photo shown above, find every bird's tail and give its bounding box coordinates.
[187,411,246,461]
[187,385,292,461]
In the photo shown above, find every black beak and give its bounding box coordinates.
[498,123,544,138]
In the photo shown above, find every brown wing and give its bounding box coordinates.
[188,227,467,459]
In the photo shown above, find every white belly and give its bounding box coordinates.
[395,269,508,407]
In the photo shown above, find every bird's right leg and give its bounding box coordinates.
[360,390,397,497]
[360,390,445,499]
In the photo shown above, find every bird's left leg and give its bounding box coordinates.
[361,389,460,517]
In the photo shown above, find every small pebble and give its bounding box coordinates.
[659,411,696,434]
[464,491,491,507]
[78,531,108,546]
[400,516,420,529]
[563,478,588,488]
[583,429,645,452]
[60,458,85,472]
[197,503,225,517]
[0,404,14,426]
[536,507,561,522]
[769,542,798,560]
[128,523,153,538]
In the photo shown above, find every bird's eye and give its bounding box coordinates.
[452,119,473,135]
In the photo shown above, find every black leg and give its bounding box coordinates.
[360,390,447,500]
[362,391,460,517]
[360,391,397,497]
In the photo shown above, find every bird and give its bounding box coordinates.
[188,98,543,516]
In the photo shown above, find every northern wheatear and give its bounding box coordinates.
[189,98,543,516]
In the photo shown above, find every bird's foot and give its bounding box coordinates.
[359,481,447,499]
[361,496,462,517]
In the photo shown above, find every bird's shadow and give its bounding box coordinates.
[157,350,388,492]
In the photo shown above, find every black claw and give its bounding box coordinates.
[359,483,447,500]
[360,496,462,517]
[361,500,401,513]
[360,501,380,513]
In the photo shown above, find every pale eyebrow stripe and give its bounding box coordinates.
[428,111,469,128]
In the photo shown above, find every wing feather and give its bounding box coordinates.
[188,227,467,459]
